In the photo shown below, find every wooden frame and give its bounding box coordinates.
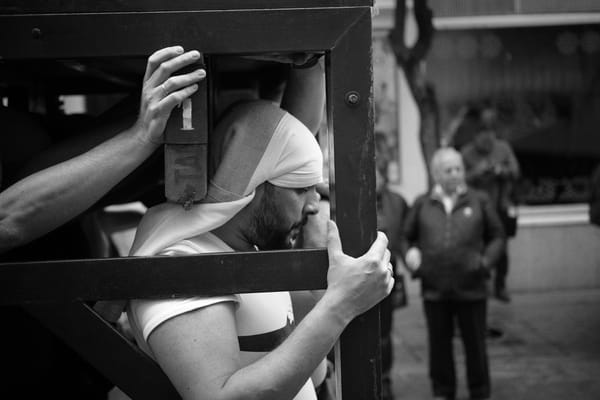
[0,1,380,399]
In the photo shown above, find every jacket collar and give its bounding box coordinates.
[430,184,467,200]
[429,184,470,211]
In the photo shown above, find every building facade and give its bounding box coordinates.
[373,0,600,291]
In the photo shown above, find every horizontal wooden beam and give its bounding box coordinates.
[0,8,364,59]
[0,249,328,304]
[0,0,372,14]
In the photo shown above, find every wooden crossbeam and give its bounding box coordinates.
[0,249,328,305]
[0,3,379,399]
[0,0,372,14]
[0,9,364,59]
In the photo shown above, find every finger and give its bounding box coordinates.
[143,46,184,83]
[326,220,343,258]
[386,277,395,295]
[147,50,202,88]
[386,263,393,276]
[316,182,329,198]
[156,84,199,114]
[383,249,391,267]
[362,231,389,260]
[156,69,206,99]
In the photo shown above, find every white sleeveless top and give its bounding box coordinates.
[127,232,317,400]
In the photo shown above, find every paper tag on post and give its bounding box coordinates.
[164,55,208,205]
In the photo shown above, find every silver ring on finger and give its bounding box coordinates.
[160,83,168,97]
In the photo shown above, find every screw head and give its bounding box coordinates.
[345,91,360,106]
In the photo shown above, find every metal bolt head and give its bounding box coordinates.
[345,91,360,106]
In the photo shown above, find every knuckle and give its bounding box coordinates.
[380,232,389,244]
[157,63,169,76]
[170,75,184,86]
[173,91,186,102]
[147,57,158,69]
[147,104,160,117]
[366,255,379,268]
[142,91,153,105]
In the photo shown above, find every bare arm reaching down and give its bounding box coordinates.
[0,46,205,253]
[281,57,325,135]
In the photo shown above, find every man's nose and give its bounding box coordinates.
[304,190,321,215]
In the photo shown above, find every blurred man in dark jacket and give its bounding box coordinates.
[461,107,520,302]
[402,147,505,400]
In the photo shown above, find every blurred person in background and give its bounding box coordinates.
[402,148,505,400]
[461,106,520,302]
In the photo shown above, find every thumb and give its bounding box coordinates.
[326,220,343,260]
[363,231,388,260]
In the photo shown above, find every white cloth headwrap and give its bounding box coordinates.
[130,100,323,256]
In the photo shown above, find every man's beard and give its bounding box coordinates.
[247,185,305,251]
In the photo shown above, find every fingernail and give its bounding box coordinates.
[191,84,199,91]
[197,69,206,77]
[191,51,200,59]
[175,46,184,54]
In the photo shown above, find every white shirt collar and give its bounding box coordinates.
[431,184,467,214]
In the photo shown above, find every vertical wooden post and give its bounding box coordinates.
[328,9,381,400]
[164,55,208,207]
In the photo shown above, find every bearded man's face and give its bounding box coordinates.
[248,183,319,250]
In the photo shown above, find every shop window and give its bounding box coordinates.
[428,24,600,204]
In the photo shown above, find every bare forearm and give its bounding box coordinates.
[0,126,158,252]
[0,46,204,253]
[280,61,325,135]
[217,296,349,400]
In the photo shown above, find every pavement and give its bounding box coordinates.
[389,286,600,400]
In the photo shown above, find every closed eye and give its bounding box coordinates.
[294,187,311,194]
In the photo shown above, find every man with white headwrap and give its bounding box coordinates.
[127,99,394,400]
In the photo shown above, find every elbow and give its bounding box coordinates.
[0,224,25,253]
[0,211,31,253]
